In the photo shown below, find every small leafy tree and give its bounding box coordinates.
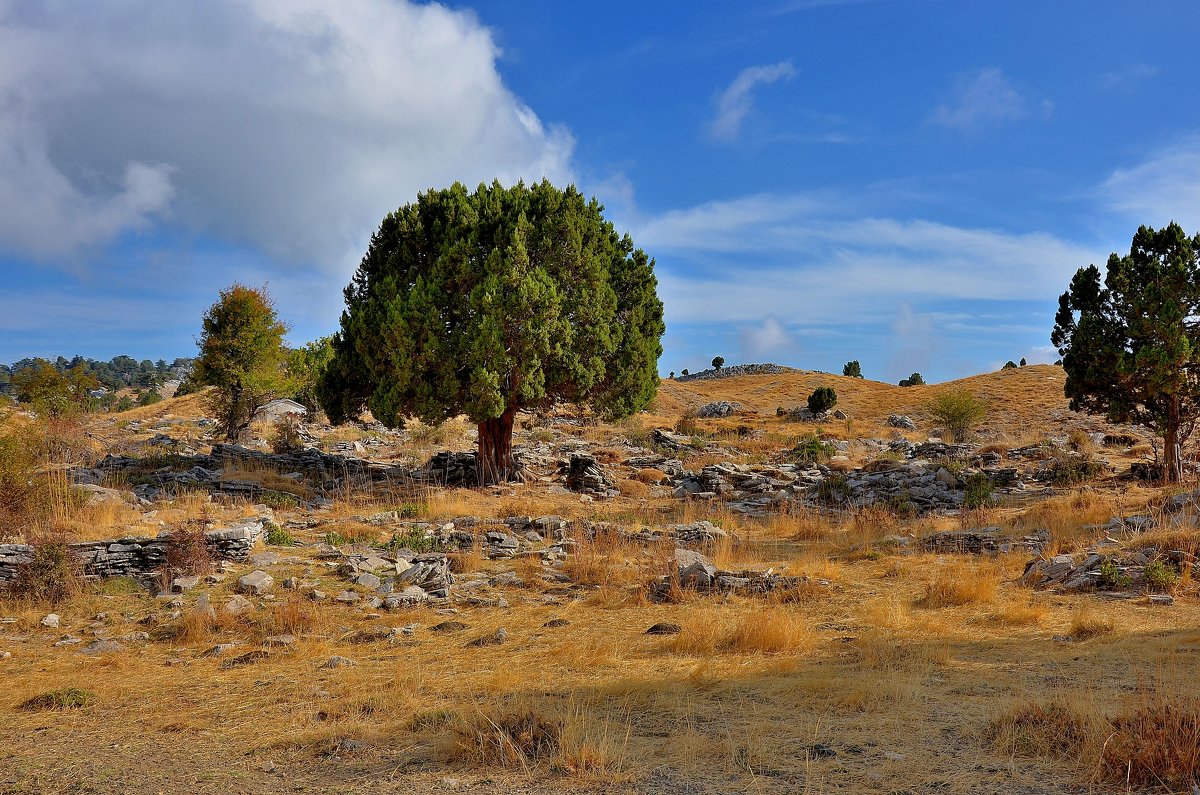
[1052,223,1200,482]
[1003,360,1018,370]
[925,390,988,442]
[842,360,863,378]
[711,356,725,370]
[669,371,675,379]
[286,335,335,413]
[1019,357,1027,366]
[807,386,837,415]
[318,180,665,484]
[12,360,98,416]
[192,284,291,442]
[681,368,689,376]
[899,372,925,387]
[137,389,162,407]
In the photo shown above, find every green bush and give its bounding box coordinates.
[807,386,837,415]
[842,360,863,378]
[1143,560,1178,592]
[963,473,994,509]
[264,521,296,547]
[925,390,988,442]
[1050,453,1104,486]
[791,433,835,464]
[1098,560,1131,589]
[377,529,445,554]
[1002,361,1018,370]
[898,372,924,387]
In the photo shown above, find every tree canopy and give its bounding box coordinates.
[899,372,924,387]
[318,180,665,483]
[193,284,291,442]
[1052,222,1200,482]
[711,356,724,370]
[842,360,863,378]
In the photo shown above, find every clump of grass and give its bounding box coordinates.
[454,706,563,768]
[1068,605,1113,639]
[790,433,835,465]
[377,528,445,554]
[989,596,1048,626]
[20,687,97,711]
[1101,696,1200,790]
[916,562,999,608]
[725,608,813,654]
[986,701,1093,758]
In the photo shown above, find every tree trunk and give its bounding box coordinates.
[1164,395,1184,484]
[476,408,517,486]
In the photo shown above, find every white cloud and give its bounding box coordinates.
[709,62,796,142]
[929,68,1036,130]
[1101,135,1200,232]
[737,315,797,360]
[0,1,574,265]
[1102,63,1158,90]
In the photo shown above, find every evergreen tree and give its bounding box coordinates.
[1052,222,1200,482]
[192,284,290,442]
[711,356,724,370]
[318,180,665,484]
[899,372,925,387]
[842,360,863,378]
[1003,361,1018,370]
[807,386,837,415]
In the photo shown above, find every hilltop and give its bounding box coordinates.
[1,363,1196,795]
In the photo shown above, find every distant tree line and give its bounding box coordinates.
[0,355,193,395]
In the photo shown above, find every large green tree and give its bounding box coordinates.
[192,284,291,442]
[318,180,665,484]
[1052,222,1200,482]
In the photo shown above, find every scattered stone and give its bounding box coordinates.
[696,401,741,418]
[887,414,917,430]
[171,575,201,593]
[41,614,60,628]
[1149,594,1175,606]
[262,634,296,648]
[221,650,270,668]
[322,655,357,669]
[80,639,125,656]
[645,622,682,635]
[238,570,274,596]
[466,627,507,647]
[430,621,468,633]
[222,595,255,616]
[542,618,570,628]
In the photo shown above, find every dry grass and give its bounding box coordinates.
[915,561,1000,608]
[1067,604,1114,639]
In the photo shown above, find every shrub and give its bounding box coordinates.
[377,529,445,554]
[1098,560,1132,589]
[1101,697,1200,790]
[115,396,135,412]
[1002,360,1018,370]
[1143,559,1178,592]
[1050,453,1104,486]
[1067,428,1095,453]
[165,525,213,576]
[791,434,835,465]
[807,386,837,415]
[1019,357,1027,366]
[137,389,163,407]
[264,521,296,547]
[924,390,987,442]
[898,372,924,387]
[842,360,862,378]
[963,473,994,509]
[269,415,305,454]
[10,538,84,605]
[681,368,689,376]
[711,356,724,370]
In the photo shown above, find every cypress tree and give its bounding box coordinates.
[1052,222,1200,483]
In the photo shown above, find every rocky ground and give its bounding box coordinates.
[2,365,1198,794]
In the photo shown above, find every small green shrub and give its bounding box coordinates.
[1143,559,1178,592]
[842,360,862,378]
[260,490,302,510]
[925,390,988,442]
[963,473,994,509]
[1050,453,1104,486]
[791,434,835,465]
[814,474,852,504]
[265,521,296,547]
[377,529,445,554]
[20,688,97,711]
[323,531,347,547]
[1098,560,1131,589]
[807,387,837,415]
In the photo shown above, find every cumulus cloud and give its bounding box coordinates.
[737,315,797,360]
[0,1,573,265]
[1101,135,1200,232]
[929,68,1039,130]
[709,62,796,142]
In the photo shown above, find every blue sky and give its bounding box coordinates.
[2,1,1199,383]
